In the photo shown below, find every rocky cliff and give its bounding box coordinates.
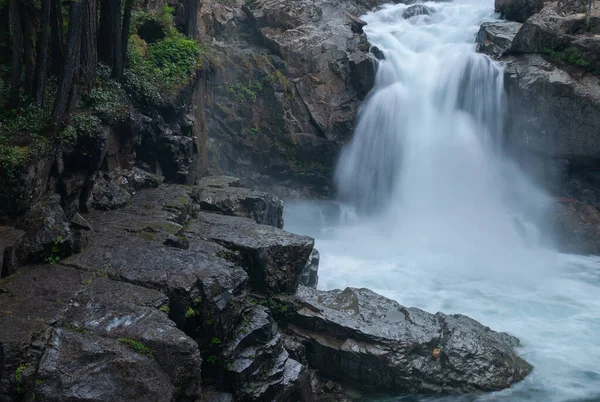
[0,178,532,401]
[477,0,600,254]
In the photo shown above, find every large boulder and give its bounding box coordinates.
[185,212,315,294]
[549,198,600,254]
[476,21,523,58]
[288,286,533,393]
[495,0,545,22]
[192,179,285,228]
[0,226,25,277]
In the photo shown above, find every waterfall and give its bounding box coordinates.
[335,0,550,262]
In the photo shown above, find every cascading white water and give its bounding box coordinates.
[284,1,600,401]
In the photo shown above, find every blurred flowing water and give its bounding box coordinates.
[284,1,600,401]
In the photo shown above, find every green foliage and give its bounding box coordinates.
[185,307,196,318]
[81,81,129,125]
[44,236,64,265]
[159,304,170,314]
[14,364,29,394]
[206,355,218,365]
[59,113,103,145]
[0,145,30,180]
[131,4,174,34]
[227,81,263,103]
[246,127,259,135]
[210,337,222,346]
[127,29,211,97]
[542,47,594,71]
[122,69,164,106]
[118,338,153,357]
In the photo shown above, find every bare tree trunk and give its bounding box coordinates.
[8,0,23,109]
[50,0,65,76]
[98,0,115,66]
[53,0,85,127]
[587,0,593,29]
[21,1,37,97]
[80,0,98,91]
[117,0,134,79]
[34,0,51,106]
[0,6,10,65]
[111,0,122,78]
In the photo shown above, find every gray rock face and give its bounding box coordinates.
[192,183,285,228]
[186,212,315,294]
[476,21,523,59]
[495,0,544,22]
[16,194,74,263]
[504,54,600,159]
[549,199,600,254]
[289,286,533,393]
[36,329,176,402]
[300,248,320,288]
[0,226,25,277]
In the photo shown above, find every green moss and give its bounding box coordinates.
[185,307,196,318]
[206,355,218,365]
[81,79,129,125]
[118,338,153,357]
[159,304,170,314]
[138,231,156,241]
[542,46,596,72]
[227,81,263,103]
[210,337,222,346]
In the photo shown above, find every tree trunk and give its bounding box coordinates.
[8,0,23,109]
[111,0,122,78]
[186,0,198,38]
[34,0,51,106]
[22,1,38,97]
[50,0,65,76]
[118,0,134,78]
[52,0,85,127]
[98,0,115,66]
[80,0,98,91]
[587,0,593,29]
[0,6,10,65]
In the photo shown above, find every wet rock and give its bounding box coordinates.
[348,52,376,100]
[16,195,74,263]
[300,248,319,288]
[198,175,243,189]
[345,12,368,34]
[89,173,132,211]
[495,0,544,22]
[35,329,176,402]
[71,213,93,231]
[403,5,433,19]
[0,157,53,216]
[476,21,523,59]
[290,286,533,393]
[0,226,25,277]
[370,46,385,60]
[192,183,284,228]
[185,212,314,294]
[62,277,203,399]
[163,233,190,249]
[503,54,600,160]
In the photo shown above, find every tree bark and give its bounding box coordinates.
[587,0,593,29]
[118,0,134,78]
[50,0,65,76]
[22,1,38,97]
[52,0,85,127]
[98,0,115,66]
[34,0,52,106]
[80,0,98,91]
[0,6,10,65]
[8,0,23,109]
[111,0,122,78]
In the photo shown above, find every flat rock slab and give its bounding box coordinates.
[186,212,314,294]
[290,286,532,393]
[477,21,523,59]
[192,185,284,228]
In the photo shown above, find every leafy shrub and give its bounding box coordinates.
[81,80,129,124]
[59,113,103,145]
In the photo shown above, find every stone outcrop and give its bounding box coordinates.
[198,0,380,197]
[0,178,533,400]
[285,286,533,394]
[477,21,523,58]
[495,0,544,22]
[476,2,600,254]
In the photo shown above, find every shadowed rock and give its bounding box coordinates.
[476,21,523,59]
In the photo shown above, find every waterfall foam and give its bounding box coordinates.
[285,1,600,401]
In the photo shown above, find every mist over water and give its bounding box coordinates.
[285,1,600,401]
